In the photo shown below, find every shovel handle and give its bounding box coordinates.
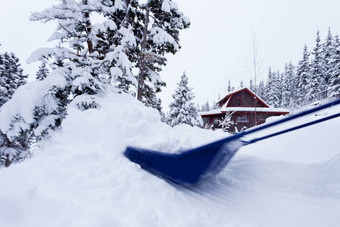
[243,112,340,145]
[241,98,340,137]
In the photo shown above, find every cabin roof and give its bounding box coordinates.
[217,87,270,108]
[200,107,290,116]
[200,87,289,117]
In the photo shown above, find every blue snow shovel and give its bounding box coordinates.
[124,99,340,186]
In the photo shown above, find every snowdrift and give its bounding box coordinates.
[0,92,339,227]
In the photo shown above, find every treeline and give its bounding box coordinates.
[201,29,340,112]
[0,0,189,167]
[0,48,27,166]
[253,29,340,109]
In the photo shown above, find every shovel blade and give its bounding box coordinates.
[124,137,243,185]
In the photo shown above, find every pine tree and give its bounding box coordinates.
[0,52,27,108]
[239,80,244,89]
[321,28,333,96]
[136,0,190,109]
[97,0,137,94]
[168,72,201,127]
[308,31,326,101]
[329,35,340,97]
[249,79,254,91]
[201,101,210,112]
[0,0,112,166]
[266,68,280,107]
[296,45,311,105]
[36,61,49,81]
[227,79,232,92]
[257,80,266,101]
[0,51,28,167]
[277,70,284,107]
[282,62,296,108]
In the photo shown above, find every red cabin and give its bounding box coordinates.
[200,87,289,132]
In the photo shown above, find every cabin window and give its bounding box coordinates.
[236,96,241,106]
[202,117,209,126]
[235,115,249,123]
[213,118,220,125]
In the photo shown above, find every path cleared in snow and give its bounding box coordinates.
[0,92,339,227]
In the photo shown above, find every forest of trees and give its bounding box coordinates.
[254,29,340,109]
[201,29,340,112]
[0,48,28,166]
[0,0,189,167]
[1,1,340,168]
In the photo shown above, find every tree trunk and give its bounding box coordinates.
[123,0,131,27]
[82,0,94,54]
[137,6,149,101]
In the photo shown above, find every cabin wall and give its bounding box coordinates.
[203,112,286,132]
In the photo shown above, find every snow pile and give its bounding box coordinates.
[0,92,340,227]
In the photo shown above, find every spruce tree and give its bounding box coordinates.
[0,0,110,166]
[329,35,340,97]
[257,80,266,101]
[239,80,244,89]
[168,72,201,127]
[277,70,284,107]
[201,101,210,112]
[36,61,49,81]
[0,52,27,108]
[97,0,137,94]
[282,62,296,108]
[0,51,27,167]
[266,68,280,107]
[308,31,326,101]
[249,79,254,91]
[227,79,232,92]
[296,45,311,105]
[321,28,333,96]
[136,0,190,108]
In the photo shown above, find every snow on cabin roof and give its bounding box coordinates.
[217,87,270,108]
[199,106,290,116]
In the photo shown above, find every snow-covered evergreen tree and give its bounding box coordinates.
[168,72,201,127]
[0,51,28,167]
[0,52,27,108]
[257,80,266,101]
[36,61,49,81]
[296,45,311,105]
[329,35,340,97]
[0,0,110,166]
[136,0,190,109]
[308,31,326,101]
[277,70,284,107]
[239,80,244,89]
[97,0,137,94]
[249,79,254,91]
[261,29,340,109]
[266,68,280,107]
[282,62,296,108]
[227,79,232,92]
[321,28,334,97]
[201,101,210,112]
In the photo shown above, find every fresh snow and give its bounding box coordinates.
[0,92,340,227]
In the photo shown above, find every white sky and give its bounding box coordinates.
[1,0,340,111]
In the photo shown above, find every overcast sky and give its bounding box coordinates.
[1,0,340,110]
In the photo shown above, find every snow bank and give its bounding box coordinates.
[0,92,339,227]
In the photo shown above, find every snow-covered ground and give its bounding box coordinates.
[0,92,339,227]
